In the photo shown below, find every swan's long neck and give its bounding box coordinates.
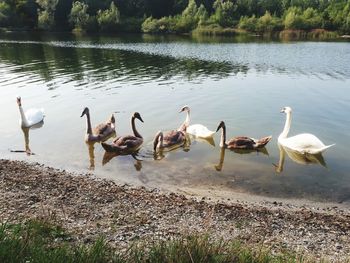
[132,117,142,138]
[179,110,190,132]
[184,110,190,128]
[279,112,291,140]
[220,125,227,148]
[153,131,163,150]
[18,105,29,127]
[85,111,93,135]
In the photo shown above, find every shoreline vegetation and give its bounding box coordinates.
[1,0,350,40]
[1,159,350,262]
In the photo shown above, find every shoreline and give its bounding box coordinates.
[0,159,349,261]
[0,28,348,41]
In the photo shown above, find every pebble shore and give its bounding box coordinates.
[0,159,349,262]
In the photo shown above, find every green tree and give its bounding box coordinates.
[97,2,120,32]
[0,1,11,25]
[36,0,59,30]
[69,1,89,31]
[196,4,209,26]
[238,15,257,31]
[212,0,237,27]
[175,0,198,32]
[256,11,282,32]
[302,7,322,29]
[283,6,303,29]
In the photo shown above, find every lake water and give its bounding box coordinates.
[0,32,349,204]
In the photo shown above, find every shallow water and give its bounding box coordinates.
[0,32,350,203]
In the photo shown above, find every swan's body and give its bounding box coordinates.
[187,124,215,139]
[176,106,215,139]
[278,107,334,154]
[216,121,272,150]
[81,107,115,142]
[17,97,44,128]
[102,112,143,153]
[153,106,189,152]
[153,130,186,151]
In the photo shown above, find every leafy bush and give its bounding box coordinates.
[0,2,11,26]
[97,2,120,32]
[283,6,304,30]
[69,1,89,32]
[141,16,177,33]
[256,11,283,32]
[36,0,59,30]
[211,0,237,27]
[238,15,257,32]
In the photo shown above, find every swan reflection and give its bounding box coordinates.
[274,143,327,173]
[102,150,143,171]
[85,132,116,170]
[86,142,96,170]
[11,121,44,156]
[215,147,226,171]
[153,134,191,160]
[188,134,215,147]
[214,146,268,171]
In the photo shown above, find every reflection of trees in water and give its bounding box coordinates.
[0,39,248,88]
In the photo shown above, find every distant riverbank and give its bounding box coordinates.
[1,159,349,261]
[1,26,347,41]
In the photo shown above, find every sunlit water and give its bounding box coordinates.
[0,32,349,204]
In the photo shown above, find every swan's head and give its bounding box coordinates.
[80,107,89,117]
[216,121,226,132]
[133,112,144,123]
[110,114,115,124]
[280,107,292,114]
[179,105,190,113]
[16,96,22,106]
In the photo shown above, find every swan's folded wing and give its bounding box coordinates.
[282,133,325,152]
[228,136,255,148]
[25,108,44,126]
[93,123,111,135]
[164,130,185,145]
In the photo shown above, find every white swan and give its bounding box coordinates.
[179,106,215,139]
[17,97,44,128]
[278,107,334,154]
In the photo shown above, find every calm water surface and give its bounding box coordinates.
[0,33,349,203]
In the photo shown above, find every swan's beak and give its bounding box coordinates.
[138,116,144,123]
[179,106,189,113]
[280,109,285,113]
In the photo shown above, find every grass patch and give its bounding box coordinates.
[192,25,242,36]
[279,29,339,40]
[0,220,310,263]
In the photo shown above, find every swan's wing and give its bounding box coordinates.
[282,133,325,152]
[93,122,113,136]
[25,108,44,126]
[164,130,185,145]
[187,124,215,138]
[227,136,255,148]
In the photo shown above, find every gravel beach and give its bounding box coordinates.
[0,159,349,262]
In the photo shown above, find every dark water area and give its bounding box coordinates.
[0,32,350,204]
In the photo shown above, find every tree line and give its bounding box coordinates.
[0,0,349,34]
